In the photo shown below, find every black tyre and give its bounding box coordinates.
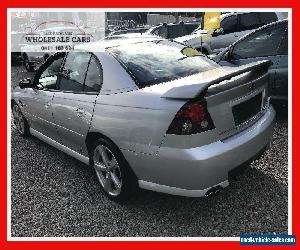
[90,138,138,202]
[12,103,30,137]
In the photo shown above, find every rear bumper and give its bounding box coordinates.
[123,106,275,197]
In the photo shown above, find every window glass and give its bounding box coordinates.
[278,31,288,55]
[258,12,278,25]
[221,16,238,34]
[109,41,218,88]
[185,24,199,34]
[153,26,168,38]
[151,28,159,36]
[38,54,64,89]
[232,24,285,59]
[59,52,91,91]
[168,25,186,38]
[84,56,102,92]
[239,13,261,31]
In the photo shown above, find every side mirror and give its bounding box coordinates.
[222,51,230,62]
[19,78,32,89]
[222,46,234,62]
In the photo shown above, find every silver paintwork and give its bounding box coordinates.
[139,180,229,198]
[12,39,275,197]
[30,128,90,164]
[125,107,275,192]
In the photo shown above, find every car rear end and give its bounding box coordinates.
[138,65,274,197]
[107,41,275,197]
[142,63,275,197]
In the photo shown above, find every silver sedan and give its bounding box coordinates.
[12,38,275,201]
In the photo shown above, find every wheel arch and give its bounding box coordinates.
[85,131,119,154]
[85,130,138,179]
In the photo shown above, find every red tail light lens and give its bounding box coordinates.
[167,99,215,135]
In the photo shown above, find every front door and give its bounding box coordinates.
[51,52,102,155]
[22,53,65,141]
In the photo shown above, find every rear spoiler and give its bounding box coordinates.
[161,60,271,99]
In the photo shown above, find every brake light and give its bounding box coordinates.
[167,99,215,135]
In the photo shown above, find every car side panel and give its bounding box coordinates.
[89,90,185,155]
[51,92,97,155]
[13,88,60,141]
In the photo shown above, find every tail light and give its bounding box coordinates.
[167,99,215,135]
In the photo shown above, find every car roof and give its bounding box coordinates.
[109,27,149,35]
[75,36,163,52]
[106,33,158,39]
[220,12,252,20]
[152,21,199,28]
[221,12,279,21]
[220,12,236,20]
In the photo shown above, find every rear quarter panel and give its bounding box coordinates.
[89,51,186,155]
[89,89,185,155]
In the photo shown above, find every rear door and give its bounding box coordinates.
[51,52,102,155]
[151,26,168,38]
[185,23,199,35]
[167,24,186,39]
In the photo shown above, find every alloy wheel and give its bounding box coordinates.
[93,144,122,196]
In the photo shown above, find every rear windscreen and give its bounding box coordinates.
[108,41,218,88]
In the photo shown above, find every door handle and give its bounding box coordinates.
[45,103,51,109]
[75,108,85,116]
